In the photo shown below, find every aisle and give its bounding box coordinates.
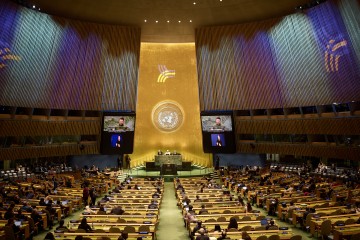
[156,182,189,240]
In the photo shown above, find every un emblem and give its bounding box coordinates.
[152,101,184,132]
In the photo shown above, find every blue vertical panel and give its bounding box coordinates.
[0,1,20,98]
[307,1,360,102]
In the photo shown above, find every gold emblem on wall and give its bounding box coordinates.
[151,100,184,133]
[157,65,175,83]
[324,39,347,72]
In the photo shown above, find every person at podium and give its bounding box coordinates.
[165,149,171,155]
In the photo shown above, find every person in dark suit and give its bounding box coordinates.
[78,217,92,232]
[227,217,238,230]
[198,205,208,215]
[195,228,209,240]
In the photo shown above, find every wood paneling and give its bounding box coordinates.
[238,142,360,161]
[0,143,98,160]
[0,120,101,136]
[236,117,360,135]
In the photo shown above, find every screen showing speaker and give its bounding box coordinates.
[201,111,236,153]
[101,112,135,154]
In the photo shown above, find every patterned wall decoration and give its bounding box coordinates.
[196,0,360,110]
[0,0,140,111]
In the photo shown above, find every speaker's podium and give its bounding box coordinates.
[160,163,177,175]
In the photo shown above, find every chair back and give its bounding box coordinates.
[4,226,16,240]
[123,226,136,233]
[241,225,252,231]
[289,235,302,240]
[256,236,268,240]
[109,227,121,233]
[320,219,332,236]
[268,235,280,240]
[138,225,150,232]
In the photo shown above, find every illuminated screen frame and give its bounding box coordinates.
[200,111,236,153]
[100,112,136,154]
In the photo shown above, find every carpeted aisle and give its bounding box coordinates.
[156,182,189,240]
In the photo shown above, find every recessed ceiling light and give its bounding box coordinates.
[193,2,196,5]
[155,20,158,23]
[167,20,170,23]
[144,20,147,22]
[178,20,181,23]
[189,20,192,22]
[32,5,35,8]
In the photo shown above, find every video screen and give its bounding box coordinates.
[201,115,233,132]
[103,116,135,132]
[211,134,226,147]
[101,112,135,154]
[201,111,235,153]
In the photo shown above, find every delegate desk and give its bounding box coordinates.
[155,155,182,166]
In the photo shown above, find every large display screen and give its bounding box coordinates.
[100,113,135,154]
[201,112,236,153]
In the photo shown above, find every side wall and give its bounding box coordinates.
[196,0,360,110]
[0,0,140,111]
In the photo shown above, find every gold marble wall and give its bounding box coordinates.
[131,43,211,167]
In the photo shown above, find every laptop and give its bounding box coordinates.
[14,221,22,227]
[61,201,68,205]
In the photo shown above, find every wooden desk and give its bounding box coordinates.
[0,220,30,239]
[310,213,360,236]
[333,224,360,240]
[68,222,156,233]
[54,232,153,240]
[292,206,347,226]
[195,230,294,240]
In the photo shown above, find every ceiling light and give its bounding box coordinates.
[178,20,181,23]
[144,20,147,22]
[32,5,35,8]
[189,20,192,23]
[193,2,196,5]
[167,20,170,23]
[155,20,158,23]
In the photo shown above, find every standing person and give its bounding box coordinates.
[118,156,123,170]
[125,155,131,170]
[115,135,121,148]
[82,185,89,207]
[216,134,223,146]
[215,156,220,170]
[89,187,97,206]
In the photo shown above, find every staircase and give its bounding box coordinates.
[117,170,128,182]
[209,170,220,180]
